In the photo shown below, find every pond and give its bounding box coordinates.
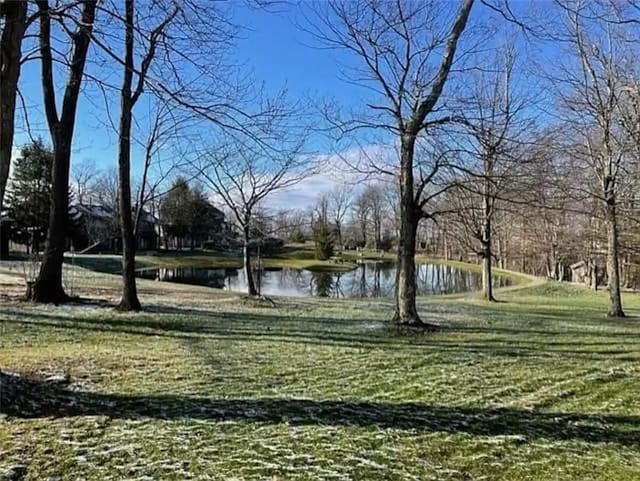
[136,262,514,298]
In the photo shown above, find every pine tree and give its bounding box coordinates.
[159,178,193,250]
[6,140,53,253]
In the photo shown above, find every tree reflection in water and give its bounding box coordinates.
[136,263,513,298]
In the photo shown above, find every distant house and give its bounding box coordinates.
[70,202,158,253]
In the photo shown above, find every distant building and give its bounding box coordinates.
[70,202,158,253]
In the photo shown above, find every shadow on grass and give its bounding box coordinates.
[1,372,638,446]
[2,307,640,360]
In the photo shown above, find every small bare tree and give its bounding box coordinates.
[196,117,313,296]
[328,184,352,248]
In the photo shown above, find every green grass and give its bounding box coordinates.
[1,267,639,480]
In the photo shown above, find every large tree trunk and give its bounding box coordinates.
[29,0,97,303]
[605,194,624,317]
[394,211,422,324]
[393,135,433,327]
[243,227,257,296]
[30,144,72,303]
[117,0,141,311]
[0,1,27,260]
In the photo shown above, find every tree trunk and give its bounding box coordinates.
[29,144,71,303]
[481,176,495,302]
[243,227,257,296]
[605,195,624,317]
[0,1,27,261]
[116,0,141,312]
[481,242,494,301]
[29,0,97,303]
[393,135,432,328]
[394,213,420,325]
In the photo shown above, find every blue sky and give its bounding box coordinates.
[14,3,358,166]
[12,1,557,209]
[12,1,374,208]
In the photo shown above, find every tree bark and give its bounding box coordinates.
[243,226,257,296]
[393,135,434,328]
[0,1,27,260]
[605,193,624,317]
[116,0,141,311]
[29,0,97,303]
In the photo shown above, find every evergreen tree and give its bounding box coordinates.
[159,178,192,250]
[313,220,334,261]
[6,140,53,253]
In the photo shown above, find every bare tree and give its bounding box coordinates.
[553,0,633,317]
[454,44,529,301]
[71,159,99,205]
[352,191,371,247]
[304,0,475,326]
[196,118,312,296]
[109,0,179,311]
[328,184,352,248]
[28,0,97,303]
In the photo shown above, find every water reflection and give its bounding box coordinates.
[137,262,513,298]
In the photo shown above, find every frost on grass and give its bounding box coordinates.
[1,280,640,480]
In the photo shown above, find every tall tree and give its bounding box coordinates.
[305,0,475,326]
[554,0,631,317]
[29,0,97,303]
[113,0,178,311]
[0,1,28,260]
[456,44,528,301]
[159,178,193,250]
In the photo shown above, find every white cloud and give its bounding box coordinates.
[268,144,396,211]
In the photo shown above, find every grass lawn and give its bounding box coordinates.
[0,264,639,480]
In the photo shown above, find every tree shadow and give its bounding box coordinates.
[2,307,639,361]
[1,372,638,446]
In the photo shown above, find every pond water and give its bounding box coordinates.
[136,262,514,298]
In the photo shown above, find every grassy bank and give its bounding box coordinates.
[67,244,358,274]
[1,265,639,480]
